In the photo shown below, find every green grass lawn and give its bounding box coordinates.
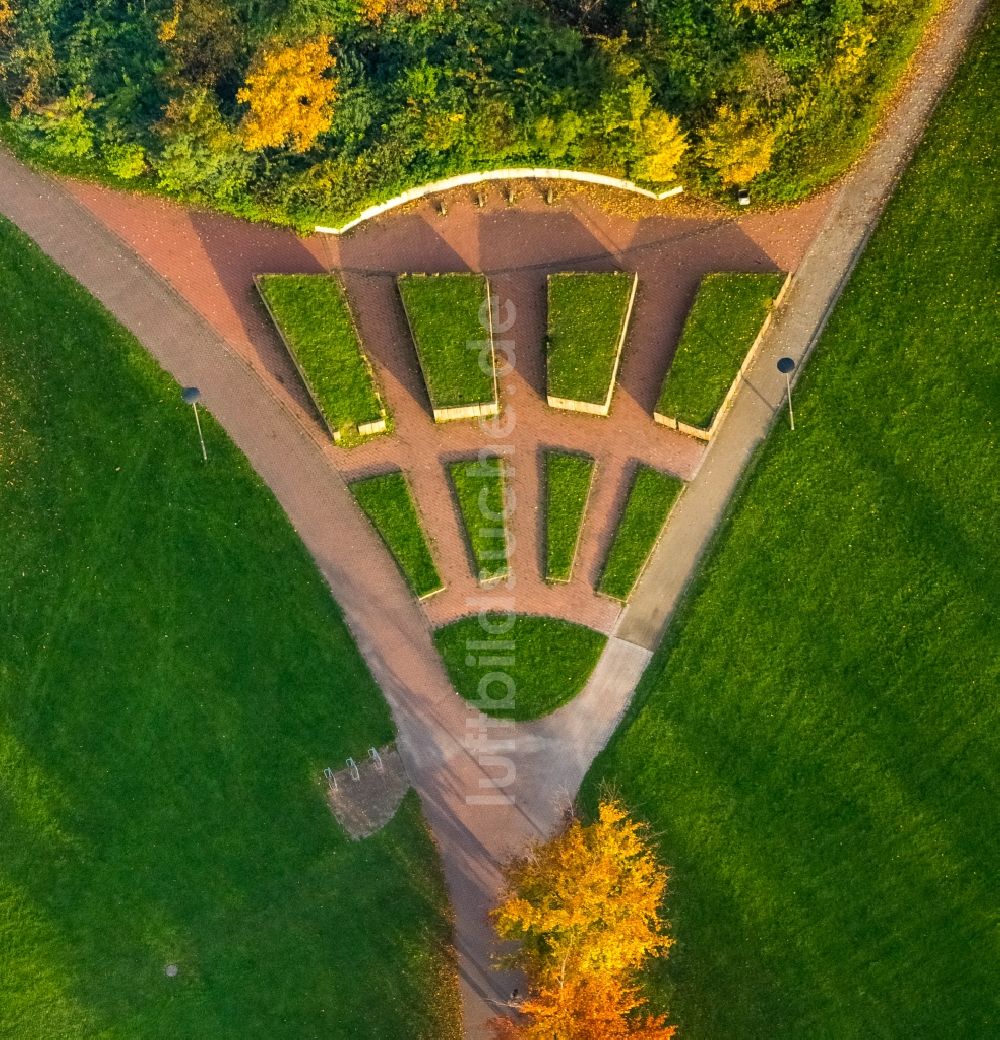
[397,274,496,412]
[582,13,1000,1038]
[656,272,785,430]
[447,457,509,582]
[256,274,387,443]
[0,219,460,1040]
[546,272,636,407]
[598,466,683,601]
[544,450,595,582]
[434,615,607,721]
[350,470,443,599]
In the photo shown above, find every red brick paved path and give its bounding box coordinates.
[66,180,828,634]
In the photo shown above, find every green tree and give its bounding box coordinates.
[156,87,252,201]
[158,0,240,90]
[18,88,97,159]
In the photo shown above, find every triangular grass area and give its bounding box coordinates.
[0,219,460,1038]
[398,273,497,417]
[582,13,1000,1036]
[447,456,509,582]
[257,273,388,444]
[546,272,637,411]
[656,272,785,431]
[350,470,443,599]
[544,449,596,582]
[598,465,684,601]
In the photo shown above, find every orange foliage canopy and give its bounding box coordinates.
[491,974,678,1039]
[491,799,676,1039]
[493,798,672,982]
[237,35,337,153]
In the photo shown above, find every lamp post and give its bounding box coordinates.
[776,357,796,431]
[181,386,207,461]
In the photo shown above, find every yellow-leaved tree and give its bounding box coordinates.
[237,35,337,153]
[700,103,777,186]
[490,798,676,1039]
[634,110,687,186]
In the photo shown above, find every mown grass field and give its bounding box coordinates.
[656,272,785,430]
[546,272,635,406]
[351,470,443,599]
[256,274,386,442]
[447,457,509,582]
[544,450,595,582]
[398,274,495,411]
[435,615,606,721]
[0,219,461,1040]
[598,466,683,601]
[583,13,999,1038]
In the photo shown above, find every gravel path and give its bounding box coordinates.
[0,2,985,1033]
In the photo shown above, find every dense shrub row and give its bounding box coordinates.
[0,0,939,228]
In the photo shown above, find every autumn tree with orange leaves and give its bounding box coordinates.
[490,799,677,1039]
[237,35,337,153]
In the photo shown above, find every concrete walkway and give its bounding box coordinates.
[0,2,986,1035]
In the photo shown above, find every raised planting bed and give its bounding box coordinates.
[349,470,443,599]
[434,614,607,721]
[546,271,638,415]
[256,274,389,445]
[654,271,789,439]
[598,464,684,601]
[543,449,596,582]
[397,273,498,421]
[447,456,508,582]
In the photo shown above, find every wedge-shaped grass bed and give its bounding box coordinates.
[546,271,638,415]
[544,450,595,582]
[434,614,607,721]
[350,470,443,599]
[598,465,683,601]
[398,273,497,421]
[655,272,787,437]
[257,274,388,444]
[447,457,508,582]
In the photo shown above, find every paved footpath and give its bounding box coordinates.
[0,2,986,1034]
